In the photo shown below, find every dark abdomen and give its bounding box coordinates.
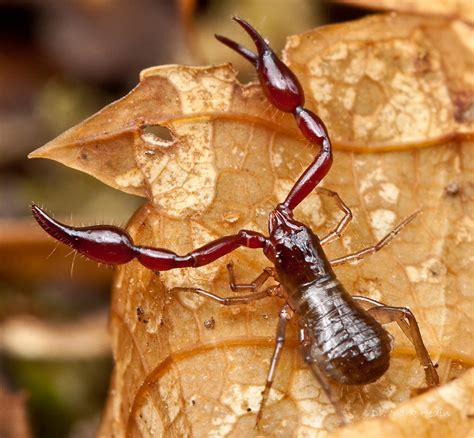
[292,277,392,385]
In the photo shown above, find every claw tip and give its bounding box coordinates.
[31,202,41,217]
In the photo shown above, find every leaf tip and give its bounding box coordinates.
[28,145,47,159]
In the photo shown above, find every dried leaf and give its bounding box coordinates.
[29,13,473,437]
[336,0,474,24]
[284,14,474,151]
[331,368,474,438]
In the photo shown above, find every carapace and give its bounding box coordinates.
[31,16,439,425]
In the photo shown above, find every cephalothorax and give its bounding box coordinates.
[32,17,439,425]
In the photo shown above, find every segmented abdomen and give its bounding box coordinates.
[295,277,392,385]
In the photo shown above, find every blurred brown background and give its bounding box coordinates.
[0,1,369,436]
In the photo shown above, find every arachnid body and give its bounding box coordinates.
[31,17,439,425]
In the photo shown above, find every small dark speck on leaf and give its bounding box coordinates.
[445,182,461,197]
[204,316,215,329]
[453,93,474,123]
[414,51,431,74]
[136,306,146,322]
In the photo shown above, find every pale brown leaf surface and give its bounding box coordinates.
[337,0,474,24]
[284,14,474,151]
[29,13,473,437]
[331,368,474,438]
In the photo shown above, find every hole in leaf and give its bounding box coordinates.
[143,125,173,141]
[140,124,175,149]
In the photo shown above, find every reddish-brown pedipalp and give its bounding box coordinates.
[31,17,439,426]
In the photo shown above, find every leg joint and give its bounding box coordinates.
[390,305,414,321]
[275,335,286,344]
